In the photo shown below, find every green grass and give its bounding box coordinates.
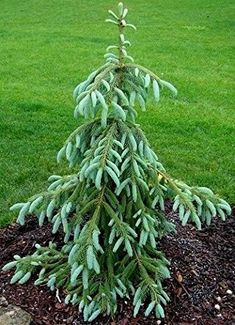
[0,0,234,226]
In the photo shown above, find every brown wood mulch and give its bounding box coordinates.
[0,208,234,325]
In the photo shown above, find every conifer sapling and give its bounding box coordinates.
[4,2,232,322]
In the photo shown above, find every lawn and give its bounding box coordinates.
[0,0,234,226]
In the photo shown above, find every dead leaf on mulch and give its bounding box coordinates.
[176,271,183,283]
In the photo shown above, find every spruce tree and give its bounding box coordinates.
[3,2,231,322]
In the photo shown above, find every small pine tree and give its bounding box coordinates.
[3,2,231,322]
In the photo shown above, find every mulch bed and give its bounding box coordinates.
[0,207,234,325]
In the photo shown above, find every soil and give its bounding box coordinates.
[0,207,234,325]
